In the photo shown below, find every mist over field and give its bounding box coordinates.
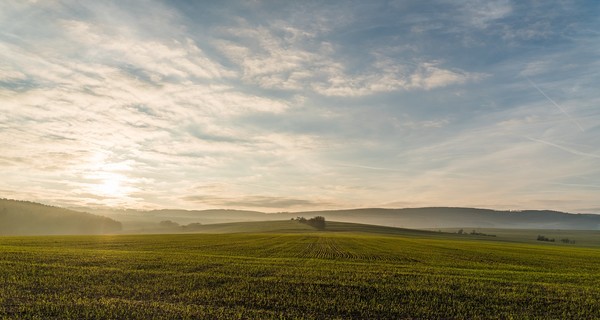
[3,198,600,236]
[93,206,600,232]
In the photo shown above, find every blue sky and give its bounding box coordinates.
[1,0,599,212]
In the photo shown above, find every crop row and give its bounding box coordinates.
[1,232,600,318]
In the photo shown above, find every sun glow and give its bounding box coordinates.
[84,153,134,200]
[95,173,125,197]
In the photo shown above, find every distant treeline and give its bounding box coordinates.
[0,199,122,235]
[537,234,575,244]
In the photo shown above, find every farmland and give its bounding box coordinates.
[1,221,600,319]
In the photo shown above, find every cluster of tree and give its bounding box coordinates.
[537,235,555,242]
[292,216,326,230]
[159,220,180,228]
[468,230,496,237]
[158,220,203,231]
[536,235,577,244]
[456,229,496,237]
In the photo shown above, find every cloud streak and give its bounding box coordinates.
[183,195,333,209]
[1,0,599,213]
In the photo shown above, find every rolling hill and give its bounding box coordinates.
[0,199,122,235]
[168,220,442,236]
[93,206,600,231]
[296,207,600,230]
[5,198,600,235]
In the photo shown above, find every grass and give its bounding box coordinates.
[1,222,600,319]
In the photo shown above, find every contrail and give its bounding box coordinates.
[527,137,600,159]
[549,182,600,189]
[525,77,584,131]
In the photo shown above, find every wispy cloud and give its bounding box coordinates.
[1,0,599,213]
[183,195,333,209]
[216,18,483,97]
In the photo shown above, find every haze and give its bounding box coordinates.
[1,1,599,213]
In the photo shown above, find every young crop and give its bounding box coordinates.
[1,232,599,319]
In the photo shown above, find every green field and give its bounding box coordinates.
[2,221,600,319]
[434,227,600,247]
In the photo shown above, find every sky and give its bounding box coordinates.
[1,0,599,213]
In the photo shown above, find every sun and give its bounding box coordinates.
[97,176,123,197]
[90,172,128,198]
[82,151,136,200]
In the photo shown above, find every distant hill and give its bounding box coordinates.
[145,209,269,223]
[142,219,442,237]
[294,207,600,230]
[7,199,599,235]
[91,206,600,231]
[77,208,271,231]
[78,207,268,223]
[0,199,122,235]
[179,220,316,234]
